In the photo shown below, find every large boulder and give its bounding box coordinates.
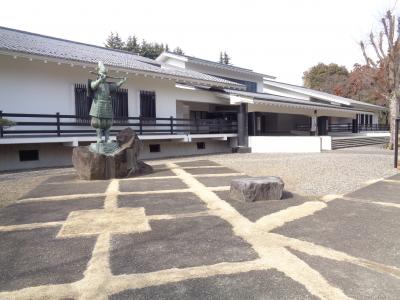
[230,177,284,202]
[72,128,153,180]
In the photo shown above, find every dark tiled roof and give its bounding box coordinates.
[0,26,243,88]
[263,79,385,111]
[163,51,276,79]
[223,89,376,113]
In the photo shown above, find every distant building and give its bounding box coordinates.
[0,27,387,171]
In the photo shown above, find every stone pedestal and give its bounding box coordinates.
[72,128,153,180]
[89,141,119,154]
[230,177,284,202]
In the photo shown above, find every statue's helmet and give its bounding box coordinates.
[97,61,108,75]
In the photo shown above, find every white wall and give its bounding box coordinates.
[321,136,332,150]
[0,55,227,120]
[0,139,232,171]
[0,143,73,171]
[249,136,322,153]
[140,139,231,160]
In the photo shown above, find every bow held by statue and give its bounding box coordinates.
[89,70,126,80]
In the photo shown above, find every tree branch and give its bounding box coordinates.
[370,32,384,61]
[378,31,387,58]
[397,17,400,43]
[382,16,391,49]
[360,41,377,67]
[388,11,395,48]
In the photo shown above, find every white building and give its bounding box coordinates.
[0,26,387,171]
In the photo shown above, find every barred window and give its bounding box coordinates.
[140,91,156,118]
[74,83,128,124]
[112,88,129,124]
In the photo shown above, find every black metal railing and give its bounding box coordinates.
[295,123,389,133]
[0,111,238,138]
[329,123,389,132]
[294,124,311,131]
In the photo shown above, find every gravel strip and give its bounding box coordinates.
[0,167,74,208]
[0,146,397,206]
[148,145,399,197]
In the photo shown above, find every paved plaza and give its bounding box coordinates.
[0,159,400,299]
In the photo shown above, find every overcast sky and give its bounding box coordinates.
[1,0,398,84]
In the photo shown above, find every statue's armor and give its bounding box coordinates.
[89,82,116,119]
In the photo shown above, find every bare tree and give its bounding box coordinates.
[360,10,400,148]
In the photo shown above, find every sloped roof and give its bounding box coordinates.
[264,79,385,111]
[0,26,244,89]
[157,51,276,79]
[222,89,374,113]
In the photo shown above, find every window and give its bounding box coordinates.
[140,91,156,119]
[197,142,206,150]
[149,144,161,152]
[74,83,91,124]
[74,83,128,124]
[19,150,39,161]
[112,88,129,124]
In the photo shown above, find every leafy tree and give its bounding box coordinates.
[303,63,349,95]
[341,64,384,105]
[173,47,184,55]
[104,32,124,50]
[219,52,223,63]
[360,10,400,148]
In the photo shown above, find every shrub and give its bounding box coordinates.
[0,118,16,127]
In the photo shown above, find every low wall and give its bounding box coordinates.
[329,132,390,137]
[321,136,332,150]
[0,139,233,172]
[139,139,232,160]
[248,136,326,153]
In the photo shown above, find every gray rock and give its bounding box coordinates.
[72,128,153,180]
[230,177,284,202]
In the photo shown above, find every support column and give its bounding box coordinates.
[352,118,358,133]
[310,113,317,136]
[236,103,251,153]
[238,103,248,146]
[317,116,328,135]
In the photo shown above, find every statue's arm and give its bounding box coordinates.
[90,74,107,90]
[116,77,127,88]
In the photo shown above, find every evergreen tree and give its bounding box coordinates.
[219,51,231,64]
[219,51,223,63]
[104,32,184,59]
[173,47,184,55]
[104,32,124,50]
[139,40,166,59]
[223,51,231,65]
[124,35,140,53]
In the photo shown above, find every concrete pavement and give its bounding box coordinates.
[0,160,399,299]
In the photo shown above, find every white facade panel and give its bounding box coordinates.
[249,136,322,153]
[0,55,226,119]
